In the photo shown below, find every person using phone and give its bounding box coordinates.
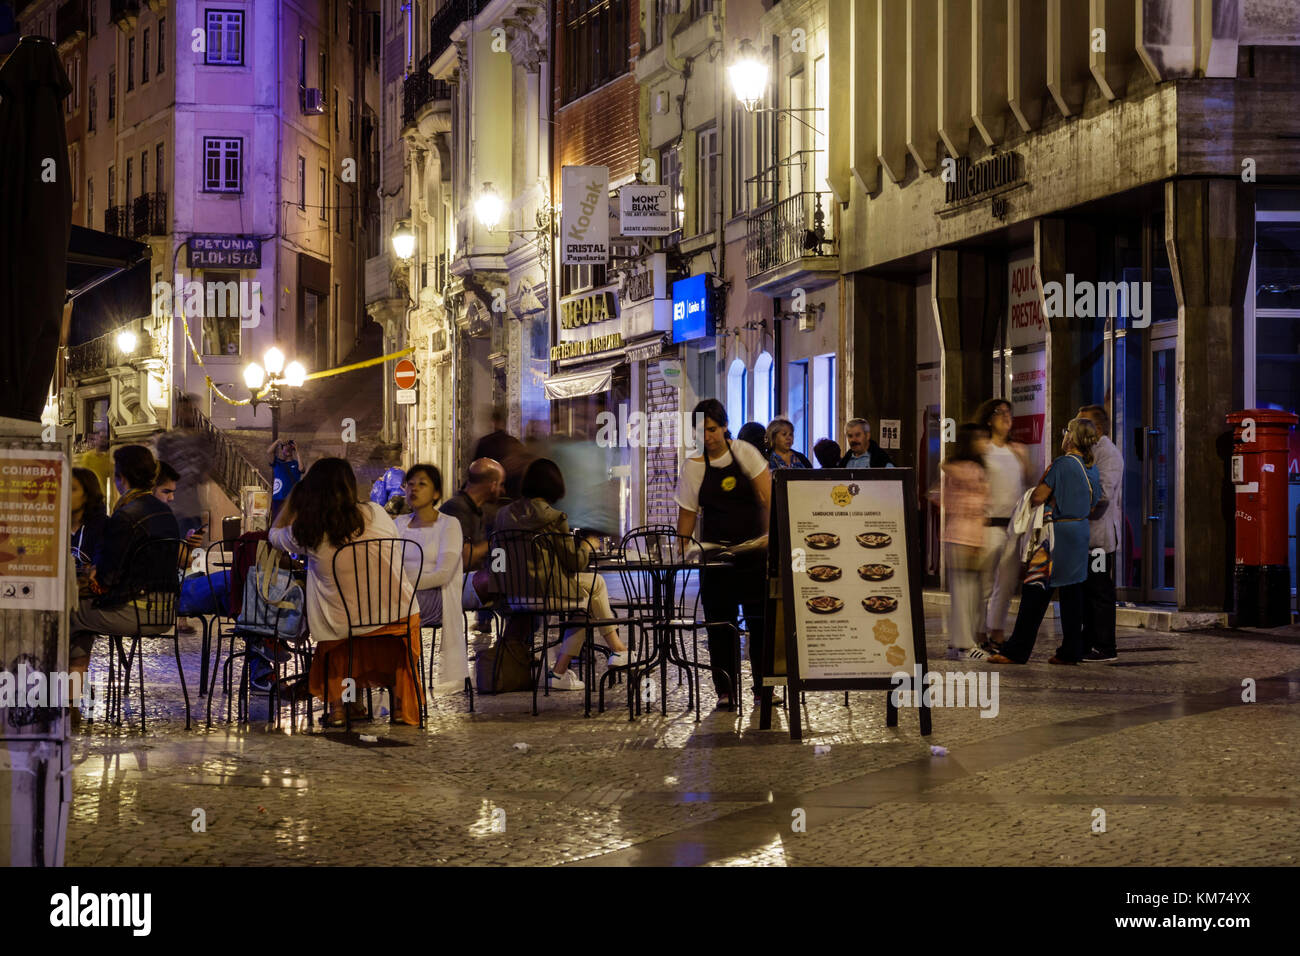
[268,437,304,521]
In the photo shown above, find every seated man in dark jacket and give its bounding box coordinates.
[69,445,181,681]
[837,417,895,468]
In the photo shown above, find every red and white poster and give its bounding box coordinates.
[1007,255,1047,476]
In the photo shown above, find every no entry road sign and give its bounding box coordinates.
[394,359,417,390]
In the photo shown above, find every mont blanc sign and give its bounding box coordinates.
[561,165,610,265]
[187,234,263,268]
[618,184,672,236]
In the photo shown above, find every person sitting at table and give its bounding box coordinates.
[490,458,630,690]
[70,466,107,572]
[268,458,424,726]
[393,463,469,696]
[69,446,181,686]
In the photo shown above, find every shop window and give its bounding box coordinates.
[813,352,836,445]
[789,359,809,455]
[201,270,242,355]
[1255,218,1300,415]
[753,351,774,424]
[726,358,747,423]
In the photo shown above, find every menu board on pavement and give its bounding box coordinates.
[773,468,931,739]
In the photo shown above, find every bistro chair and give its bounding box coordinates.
[534,531,636,718]
[612,529,740,723]
[99,537,188,732]
[418,603,475,713]
[486,530,554,716]
[330,538,426,732]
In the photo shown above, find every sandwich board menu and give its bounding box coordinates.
[772,469,932,740]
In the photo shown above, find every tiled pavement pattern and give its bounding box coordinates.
[66,606,1300,866]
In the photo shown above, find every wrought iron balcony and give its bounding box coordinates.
[65,327,162,378]
[131,192,167,238]
[56,0,87,49]
[104,205,129,238]
[428,0,486,67]
[745,190,837,292]
[109,0,140,29]
[402,71,451,127]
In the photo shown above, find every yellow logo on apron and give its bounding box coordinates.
[721,475,737,491]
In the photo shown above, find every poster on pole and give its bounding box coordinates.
[561,165,610,265]
[774,468,931,740]
[0,448,68,610]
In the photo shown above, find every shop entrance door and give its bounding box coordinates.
[1118,324,1178,602]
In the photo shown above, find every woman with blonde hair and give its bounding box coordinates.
[990,417,1101,665]
[765,418,813,470]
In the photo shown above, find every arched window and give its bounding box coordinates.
[727,358,748,424]
[753,352,774,425]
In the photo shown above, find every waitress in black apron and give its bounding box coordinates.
[675,399,771,710]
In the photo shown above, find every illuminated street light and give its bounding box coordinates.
[475,182,505,229]
[264,346,285,375]
[729,40,768,112]
[284,361,307,388]
[243,362,265,390]
[116,329,138,354]
[391,219,416,260]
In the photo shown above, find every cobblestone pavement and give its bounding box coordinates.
[65,608,1300,866]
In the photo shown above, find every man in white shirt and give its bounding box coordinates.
[1077,404,1123,662]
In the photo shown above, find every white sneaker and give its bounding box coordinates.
[549,669,584,691]
[965,647,988,661]
[606,651,629,668]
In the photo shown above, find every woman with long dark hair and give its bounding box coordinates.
[394,464,468,695]
[69,466,107,571]
[675,398,772,709]
[268,458,424,726]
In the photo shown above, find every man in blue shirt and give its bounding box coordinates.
[837,418,895,468]
[268,438,303,520]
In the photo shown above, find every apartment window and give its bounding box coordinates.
[203,137,242,192]
[201,270,241,355]
[142,28,150,83]
[319,168,327,220]
[127,38,135,90]
[88,82,96,132]
[650,0,675,49]
[561,0,630,104]
[348,97,355,142]
[368,12,380,67]
[696,124,718,236]
[87,177,93,228]
[298,35,306,88]
[347,2,354,44]
[730,101,750,216]
[156,143,164,191]
[125,158,133,205]
[661,144,684,239]
[158,18,165,73]
[297,155,306,210]
[562,263,607,296]
[89,0,96,35]
[140,150,148,194]
[107,68,116,118]
[334,88,340,133]
[319,51,327,91]
[206,10,245,65]
[69,146,79,202]
[107,165,115,207]
[335,182,341,233]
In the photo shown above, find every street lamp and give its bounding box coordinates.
[729,40,768,112]
[116,329,138,354]
[244,346,306,442]
[391,219,416,261]
[474,182,505,231]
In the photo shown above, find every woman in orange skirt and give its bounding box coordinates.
[269,458,424,726]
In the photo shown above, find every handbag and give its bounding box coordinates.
[1070,455,1109,521]
[237,541,306,640]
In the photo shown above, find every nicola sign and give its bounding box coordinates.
[187,235,263,268]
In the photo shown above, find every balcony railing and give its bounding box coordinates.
[131,192,167,238]
[745,190,836,279]
[66,327,162,378]
[56,0,87,47]
[109,0,140,28]
[104,205,129,238]
[429,0,486,67]
[402,71,451,127]
[187,390,271,500]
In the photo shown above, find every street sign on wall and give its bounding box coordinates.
[393,359,417,390]
[561,165,610,265]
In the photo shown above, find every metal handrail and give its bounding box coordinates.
[183,390,270,500]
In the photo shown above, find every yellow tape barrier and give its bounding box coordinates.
[175,305,415,405]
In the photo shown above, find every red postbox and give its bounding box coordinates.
[1227,409,1298,626]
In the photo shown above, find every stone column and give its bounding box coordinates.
[1165,178,1253,611]
[849,272,916,468]
[932,248,1001,435]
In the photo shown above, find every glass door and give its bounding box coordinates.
[1145,332,1178,599]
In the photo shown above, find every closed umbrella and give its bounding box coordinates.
[0,36,72,422]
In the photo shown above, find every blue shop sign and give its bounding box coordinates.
[672,273,713,343]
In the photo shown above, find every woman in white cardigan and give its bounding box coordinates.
[393,464,469,696]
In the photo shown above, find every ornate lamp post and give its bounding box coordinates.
[244,346,306,442]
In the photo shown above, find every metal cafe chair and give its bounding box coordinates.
[330,538,426,731]
[485,530,554,716]
[534,531,636,718]
[418,601,475,713]
[611,530,739,723]
[99,537,189,732]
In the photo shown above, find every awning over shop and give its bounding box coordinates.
[543,361,623,400]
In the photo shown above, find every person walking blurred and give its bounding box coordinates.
[971,398,1032,651]
[942,424,992,661]
[1077,404,1123,662]
[990,418,1101,665]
